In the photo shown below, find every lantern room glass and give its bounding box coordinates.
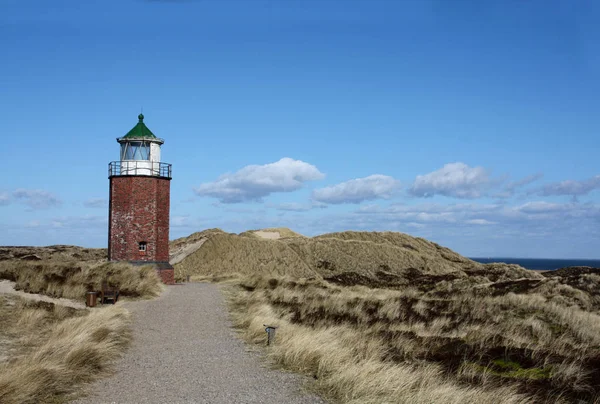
[121,141,150,161]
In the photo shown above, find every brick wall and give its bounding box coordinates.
[157,269,175,285]
[108,176,171,263]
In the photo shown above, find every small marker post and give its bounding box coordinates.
[264,324,277,346]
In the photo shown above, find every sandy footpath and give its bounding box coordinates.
[75,283,324,404]
[0,280,86,309]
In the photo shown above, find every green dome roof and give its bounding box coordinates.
[122,114,157,139]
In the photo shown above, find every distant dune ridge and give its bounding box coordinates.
[170,227,540,285]
[0,245,107,263]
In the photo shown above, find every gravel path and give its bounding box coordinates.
[76,283,324,404]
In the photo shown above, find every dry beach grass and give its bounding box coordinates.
[226,274,600,403]
[0,260,162,301]
[1,230,598,403]
[0,296,131,404]
[173,228,600,403]
[171,229,539,283]
[0,252,162,404]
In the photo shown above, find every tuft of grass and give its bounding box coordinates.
[0,296,131,404]
[465,360,554,381]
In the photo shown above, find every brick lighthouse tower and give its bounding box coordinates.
[108,114,174,284]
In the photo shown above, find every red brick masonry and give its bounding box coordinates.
[157,268,175,285]
[109,175,173,284]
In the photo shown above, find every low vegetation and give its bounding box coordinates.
[0,260,163,301]
[0,248,162,403]
[2,230,597,402]
[0,295,131,404]
[174,228,600,403]
[227,274,600,403]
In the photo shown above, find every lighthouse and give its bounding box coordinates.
[108,114,174,284]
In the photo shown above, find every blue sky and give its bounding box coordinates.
[1,0,598,258]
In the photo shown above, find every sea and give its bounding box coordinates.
[470,258,600,271]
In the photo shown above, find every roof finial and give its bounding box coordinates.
[138,113,144,122]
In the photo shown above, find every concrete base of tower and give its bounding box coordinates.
[117,260,175,285]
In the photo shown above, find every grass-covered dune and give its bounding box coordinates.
[173,228,600,403]
[171,228,537,282]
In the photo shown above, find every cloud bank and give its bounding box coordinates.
[354,201,600,231]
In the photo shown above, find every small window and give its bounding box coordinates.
[138,242,147,252]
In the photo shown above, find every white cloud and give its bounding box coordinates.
[539,175,600,197]
[466,219,496,225]
[0,192,10,206]
[312,175,401,204]
[409,162,490,199]
[194,158,325,203]
[12,189,61,209]
[83,198,108,208]
[516,201,566,214]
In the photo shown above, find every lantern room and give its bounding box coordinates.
[109,114,171,178]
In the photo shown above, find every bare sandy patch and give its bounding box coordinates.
[253,231,281,240]
[169,238,207,265]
